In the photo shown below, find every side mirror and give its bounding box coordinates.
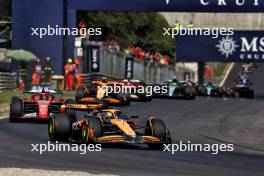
[130,116,139,119]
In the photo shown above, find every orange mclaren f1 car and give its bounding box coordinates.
[75,80,130,106]
[48,105,171,149]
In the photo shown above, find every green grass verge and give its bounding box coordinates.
[0,90,76,104]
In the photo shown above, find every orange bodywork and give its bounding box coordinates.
[92,80,123,86]
[101,109,136,136]
[80,97,121,104]
[83,109,162,144]
[111,119,136,136]
[77,80,128,106]
[104,98,121,104]
[80,97,96,102]
[96,135,160,143]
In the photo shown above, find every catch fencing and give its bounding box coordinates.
[0,49,16,91]
[0,72,17,91]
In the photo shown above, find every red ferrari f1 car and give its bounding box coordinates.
[9,85,66,122]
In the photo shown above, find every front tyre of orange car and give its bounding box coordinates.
[82,117,102,145]
[48,113,71,141]
[145,118,170,150]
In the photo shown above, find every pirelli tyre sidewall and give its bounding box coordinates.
[82,117,102,145]
[48,113,71,141]
[145,118,170,149]
[9,97,24,122]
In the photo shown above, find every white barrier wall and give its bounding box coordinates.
[100,49,179,84]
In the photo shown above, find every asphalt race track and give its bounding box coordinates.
[1,64,264,176]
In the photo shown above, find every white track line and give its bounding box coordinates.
[220,63,234,87]
[0,168,118,176]
[0,116,7,119]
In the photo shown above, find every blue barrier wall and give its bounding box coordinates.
[12,0,65,74]
[68,0,264,12]
[176,31,264,62]
[12,0,264,75]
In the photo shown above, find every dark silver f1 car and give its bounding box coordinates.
[196,83,225,97]
[154,80,195,100]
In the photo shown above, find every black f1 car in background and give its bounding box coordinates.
[196,83,225,97]
[196,83,236,98]
[153,80,195,100]
[233,74,254,98]
[9,85,66,122]
[48,105,171,150]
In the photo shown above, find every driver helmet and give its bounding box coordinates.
[68,58,73,63]
[240,74,248,80]
[172,76,177,82]
[103,112,113,119]
[45,57,51,64]
[102,77,108,83]
[36,58,41,64]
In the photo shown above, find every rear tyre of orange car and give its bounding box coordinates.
[145,118,170,150]
[9,97,23,122]
[48,113,71,141]
[82,117,102,144]
[75,85,87,103]
[116,94,131,106]
[64,98,77,121]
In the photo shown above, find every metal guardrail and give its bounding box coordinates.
[0,72,16,90]
[80,72,124,86]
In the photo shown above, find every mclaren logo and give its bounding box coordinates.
[216,36,239,58]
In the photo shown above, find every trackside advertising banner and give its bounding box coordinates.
[68,0,264,12]
[89,45,100,72]
[176,31,264,62]
[125,57,134,79]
